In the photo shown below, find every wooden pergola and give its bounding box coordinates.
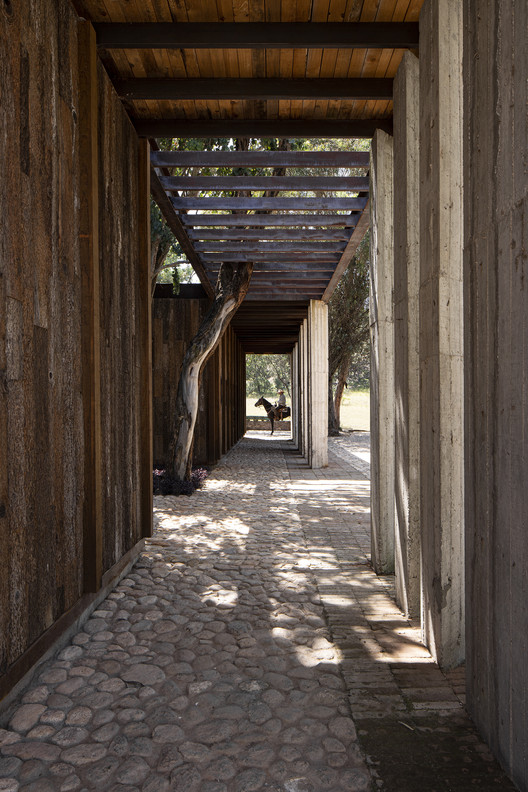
[72,0,421,349]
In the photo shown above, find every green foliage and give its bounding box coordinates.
[329,231,370,380]
[246,354,291,398]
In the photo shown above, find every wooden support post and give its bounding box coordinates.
[138,139,152,538]
[78,22,103,594]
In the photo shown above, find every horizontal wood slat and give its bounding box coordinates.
[180,213,360,227]
[171,197,366,210]
[160,176,370,192]
[195,241,346,252]
[187,228,351,241]
[152,151,370,168]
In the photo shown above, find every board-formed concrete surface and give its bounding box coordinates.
[0,433,517,791]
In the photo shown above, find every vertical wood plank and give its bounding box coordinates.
[78,21,103,594]
[138,139,153,538]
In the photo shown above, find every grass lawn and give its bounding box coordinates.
[246,389,370,432]
[338,388,370,431]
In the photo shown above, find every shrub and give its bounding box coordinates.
[153,467,209,496]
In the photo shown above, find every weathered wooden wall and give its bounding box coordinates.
[152,288,246,469]
[98,62,144,574]
[464,2,528,788]
[0,0,150,698]
[0,0,85,678]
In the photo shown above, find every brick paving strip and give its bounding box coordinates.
[0,432,517,792]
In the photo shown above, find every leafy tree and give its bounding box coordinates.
[246,354,291,398]
[328,232,370,435]
[150,200,185,296]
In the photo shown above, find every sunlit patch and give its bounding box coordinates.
[201,588,238,608]
[223,518,250,535]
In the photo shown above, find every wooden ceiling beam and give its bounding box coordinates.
[171,197,366,211]
[187,228,351,241]
[202,252,340,262]
[95,22,419,50]
[196,241,345,252]
[152,150,369,168]
[160,176,370,192]
[181,213,360,227]
[117,78,392,102]
[245,291,323,300]
[135,118,392,138]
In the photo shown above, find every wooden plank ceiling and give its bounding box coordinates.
[74,0,423,350]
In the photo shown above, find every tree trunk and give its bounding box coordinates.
[333,353,351,429]
[328,379,340,436]
[170,262,253,480]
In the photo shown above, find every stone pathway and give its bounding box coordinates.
[0,433,518,792]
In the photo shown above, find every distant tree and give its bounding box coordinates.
[246,354,291,398]
[328,232,370,435]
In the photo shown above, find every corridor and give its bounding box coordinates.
[0,436,515,792]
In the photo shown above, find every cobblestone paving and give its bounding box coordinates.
[0,433,517,791]
[0,435,371,792]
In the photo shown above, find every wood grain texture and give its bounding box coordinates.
[0,0,85,675]
[97,59,144,574]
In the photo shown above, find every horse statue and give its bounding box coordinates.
[254,397,291,435]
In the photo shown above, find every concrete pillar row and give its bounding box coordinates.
[393,51,421,618]
[370,129,395,575]
[419,0,464,669]
[307,300,328,469]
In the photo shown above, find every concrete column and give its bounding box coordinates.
[464,1,528,783]
[292,345,299,447]
[393,52,421,618]
[370,129,395,575]
[300,319,309,459]
[419,0,464,669]
[307,300,328,469]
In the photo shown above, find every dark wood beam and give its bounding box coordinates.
[245,291,324,300]
[206,263,336,272]
[188,228,351,241]
[195,241,345,252]
[160,175,369,192]
[116,77,392,101]
[171,197,366,210]
[322,199,371,303]
[152,150,369,168]
[135,118,392,139]
[181,213,360,227]
[150,168,214,298]
[201,252,340,262]
[95,22,419,50]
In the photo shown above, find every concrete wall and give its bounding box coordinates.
[393,52,421,618]
[0,0,150,698]
[370,130,395,575]
[419,0,464,669]
[464,1,528,787]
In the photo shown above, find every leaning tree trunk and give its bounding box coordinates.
[328,379,340,436]
[334,353,351,427]
[170,262,253,481]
